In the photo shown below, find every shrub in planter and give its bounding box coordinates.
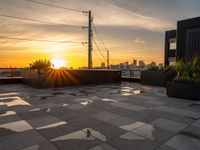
[166,56,200,100]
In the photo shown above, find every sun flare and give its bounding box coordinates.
[51,59,67,69]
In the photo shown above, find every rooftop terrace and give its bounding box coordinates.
[0,82,200,150]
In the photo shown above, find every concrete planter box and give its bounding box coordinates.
[140,71,165,86]
[23,69,121,88]
[140,70,176,87]
[167,82,200,100]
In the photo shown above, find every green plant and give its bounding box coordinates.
[29,59,52,69]
[172,56,200,84]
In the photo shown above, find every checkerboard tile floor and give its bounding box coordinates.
[0,82,200,150]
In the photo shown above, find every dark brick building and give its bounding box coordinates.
[165,17,200,66]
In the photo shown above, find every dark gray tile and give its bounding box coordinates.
[84,122,126,142]
[69,116,103,130]
[18,110,49,120]
[27,115,66,129]
[58,111,85,122]
[0,130,46,150]
[180,126,200,140]
[91,111,121,122]
[165,134,200,150]
[127,110,162,123]
[21,141,58,150]
[38,124,77,140]
[156,145,175,150]
[150,118,187,133]
[0,114,21,124]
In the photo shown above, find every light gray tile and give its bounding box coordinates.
[132,124,175,143]
[109,116,145,131]
[0,120,33,132]
[89,143,117,150]
[108,132,159,150]
[153,106,200,119]
[109,102,146,111]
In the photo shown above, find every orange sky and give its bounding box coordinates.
[1,0,199,68]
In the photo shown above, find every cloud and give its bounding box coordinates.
[92,1,173,32]
[134,37,146,44]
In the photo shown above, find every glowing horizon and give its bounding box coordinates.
[0,0,200,68]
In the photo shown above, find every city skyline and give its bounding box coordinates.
[1,0,200,68]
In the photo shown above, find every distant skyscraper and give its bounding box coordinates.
[139,60,145,67]
[101,62,106,69]
[133,59,137,67]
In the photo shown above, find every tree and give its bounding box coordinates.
[29,59,52,69]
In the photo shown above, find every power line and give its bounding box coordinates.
[92,23,107,51]
[92,23,115,64]
[26,0,88,13]
[93,50,103,63]
[0,36,84,43]
[0,13,87,28]
[93,38,106,60]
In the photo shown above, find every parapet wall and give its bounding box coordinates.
[23,69,121,88]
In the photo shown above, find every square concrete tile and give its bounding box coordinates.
[38,123,77,140]
[21,141,58,150]
[108,132,159,150]
[132,124,175,143]
[109,102,146,111]
[27,115,66,130]
[50,130,102,150]
[191,119,200,128]
[89,143,117,150]
[67,103,87,110]
[127,110,163,123]
[68,116,103,130]
[18,110,49,120]
[77,108,101,116]
[91,111,121,122]
[165,134,200,150]
[180,126,200,140]
[58,111,85,122]
[0,130,46,150]
[107,107,134,116]
[156,145,175,150]
[0,120,33,133]
[153,106,200,119]
[0,114,21,124]
[150,118,187,133]
[48,107,72,116]
[109,116,145,131]
[83,122,126,141]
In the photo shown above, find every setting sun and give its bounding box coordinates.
[51,59,67,69]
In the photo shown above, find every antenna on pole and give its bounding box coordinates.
[88,10,93,69]
[107,50,110,69]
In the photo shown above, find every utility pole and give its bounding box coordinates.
[88,10,93,69]
[107,50,110,69]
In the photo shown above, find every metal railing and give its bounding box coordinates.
[121,69,146,79]
[0,68,23,78]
